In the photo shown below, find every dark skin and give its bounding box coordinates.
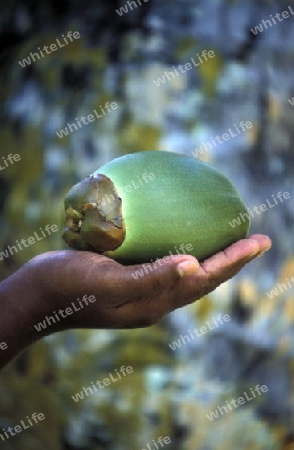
[0,234,271,368]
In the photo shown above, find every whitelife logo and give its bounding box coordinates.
[131,244,194,280]
[191,121,252,158]
[0,412,45,443]
[229,191,291,228]
[266,276,294,299]
[206,385,268,421]
[140,436,171,450]
[116,0,149,16]
[153,50,215,87]
[18,31,81,67]
[34,295,96,332]
[56,102,118,138]
[96,172,155,211]
[0,224,58,261]
[169,314,231,351]
[250,5,294,35]
[71,366,134,402]
[0,153,21,171]
[0,342,7,351]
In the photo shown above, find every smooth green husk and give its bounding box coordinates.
[72,150,250,263]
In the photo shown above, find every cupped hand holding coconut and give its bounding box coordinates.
[0,152,271,366]
[0,234,271,368]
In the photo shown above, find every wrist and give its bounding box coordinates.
[0,254,62,368]
[0,259,42,367]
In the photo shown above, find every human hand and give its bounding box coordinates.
[0,233,271,367]
[26,233,271,329]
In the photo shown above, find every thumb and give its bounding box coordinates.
[127,254,200,288]
[116,255,200,327]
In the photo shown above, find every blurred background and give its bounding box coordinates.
[0,0,294,448]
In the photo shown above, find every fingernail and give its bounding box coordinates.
[177,260,199,277]
[248,249,260,258]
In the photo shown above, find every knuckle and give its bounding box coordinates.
[150,276,168,296]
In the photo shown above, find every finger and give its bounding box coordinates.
[200,233,272,278]
[108,255,200,327]
[112,234,272,326]
[246,234,272,254]
[176,234,272,304]
[123,233,271,303]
